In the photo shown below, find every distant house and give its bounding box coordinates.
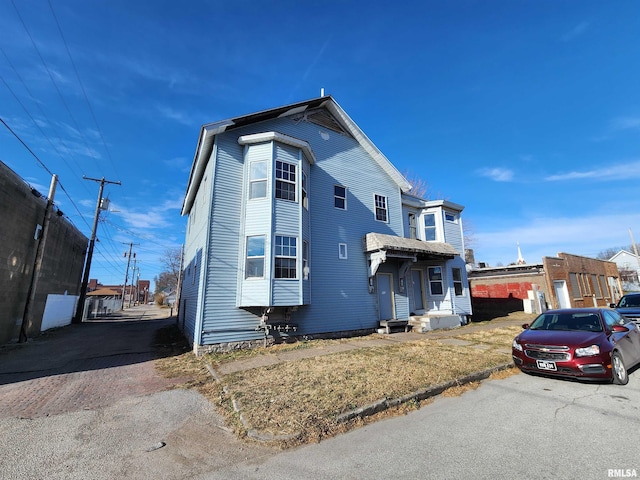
[86,288,122,317]
[469,252,622,318]
[608,250,640,292]
[179,96,472,353]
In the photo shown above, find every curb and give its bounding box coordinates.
[206,361,515,443]
[336,363,513,424]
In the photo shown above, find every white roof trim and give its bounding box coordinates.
[238,131,316,164]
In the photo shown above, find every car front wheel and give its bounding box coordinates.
[612,351,629,385]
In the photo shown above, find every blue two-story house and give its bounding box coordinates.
[179,96,472,353]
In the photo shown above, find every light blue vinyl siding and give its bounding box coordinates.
[201,134,263,343]
[188,114,413,344]
[448,257,472,315]
[443,214,464,253]
[239,142,273,307]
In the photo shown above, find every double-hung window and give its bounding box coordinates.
[452,268,464,296]
[335,185,347,209]
[428,266,443,295]
[275,160,296,201]
[374,194,388,222]
[424,213,436,241]
[249,161,267,199]
[275,236,297,278]
[245,236,265,278]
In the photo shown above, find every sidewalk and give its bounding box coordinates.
[215,315,528,375]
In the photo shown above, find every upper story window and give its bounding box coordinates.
[302,171,308,209]
[408,213,417,239]
[424,213,436,241]
[334,185,346,209]
[374,194,388,222]
[445,211,458,223]
[245,236,265,278]
[249,160,268,199]
[275,160,296,201]
[275,235,297,279]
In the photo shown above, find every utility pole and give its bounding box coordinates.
[629,228,640,285]
[19,174,57,342]
[129,256,138,308]
[121,243,138,310]
[73,176,121,324]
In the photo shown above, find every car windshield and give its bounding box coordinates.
[529,312,603,332]
[618,296,640,308]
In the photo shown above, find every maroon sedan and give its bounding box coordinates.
[512,308,640,385]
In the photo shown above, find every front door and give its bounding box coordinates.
[377,273,395,320]
[553,280,570,308]
[411,269,425,311]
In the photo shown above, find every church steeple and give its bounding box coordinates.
[516,243,526,265]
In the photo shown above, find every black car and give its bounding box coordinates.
[610,293,640,324]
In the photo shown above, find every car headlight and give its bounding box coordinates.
[512,339,523,352]
[575,345,600,357]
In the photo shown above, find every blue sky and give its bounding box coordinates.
[1,1,639,287]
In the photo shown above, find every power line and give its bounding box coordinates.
[0,115,92,231]
[10,0,97,169]
[46,0,122,182]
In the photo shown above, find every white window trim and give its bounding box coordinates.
[374,194,388,223]
[334,185,347,210]
[275,160,297,202]
[338,243,348,260]
[274,235,297,279]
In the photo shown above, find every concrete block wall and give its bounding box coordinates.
[0,161,87,344]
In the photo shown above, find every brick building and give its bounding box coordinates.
[469,253,622,320]
[88,279,151,305]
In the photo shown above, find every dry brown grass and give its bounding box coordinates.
[155,316,528,448]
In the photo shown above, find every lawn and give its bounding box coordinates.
[155,313,533,447]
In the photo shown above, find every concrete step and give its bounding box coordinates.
[409,315,462,333]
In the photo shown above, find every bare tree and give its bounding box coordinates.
[154,247,182,293]
[402,170,431,199]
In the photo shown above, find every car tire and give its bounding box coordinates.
[612,351,629,385]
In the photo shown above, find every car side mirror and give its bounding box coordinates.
[609,303,616,308]
[522,323,530,330]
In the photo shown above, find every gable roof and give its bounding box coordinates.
[609,249,638,262]
[181,96,412,215]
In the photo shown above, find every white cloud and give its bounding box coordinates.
[545,160,640,181]
[473,212,636,267]
[477,167,514,182]
[561,22,590,42]
[611,116,640,131]
[157,105,193,126]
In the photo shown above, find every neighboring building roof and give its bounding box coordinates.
[469,264,545,278]
[363,232,458,258]
[87,288,121,297]
[181,96,412,215]
[609,249,639,262]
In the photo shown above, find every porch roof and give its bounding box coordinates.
[363,233,458,259]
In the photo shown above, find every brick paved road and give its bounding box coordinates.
[0,306,180,419]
